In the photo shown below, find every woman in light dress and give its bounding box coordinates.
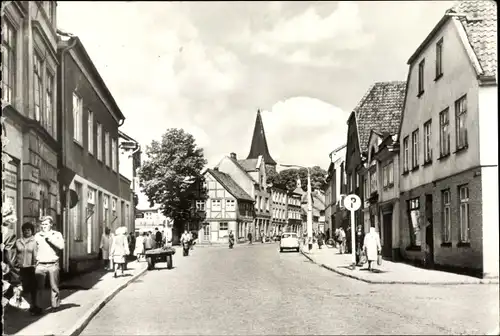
[363,226,382,272]
[134,232,145,262]
[110,227,129,278]
[100,227,113,270]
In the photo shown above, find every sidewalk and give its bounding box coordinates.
[3,260,148,336]
[301,244,499,285]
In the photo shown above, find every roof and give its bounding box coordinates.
[225,157,258,184]
[246,110,277,165]
[453,0,497,78]
[353,81,407,154]
[238,159,259,172]
[207,169,254,202]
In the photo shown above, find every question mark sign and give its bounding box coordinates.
[350,197,356,209]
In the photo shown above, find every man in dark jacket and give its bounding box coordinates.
[155,228,163,248]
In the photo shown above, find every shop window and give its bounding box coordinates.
[72,182,83,241]
[407,198,421,247]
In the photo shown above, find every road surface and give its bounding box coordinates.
[80,243,499,335]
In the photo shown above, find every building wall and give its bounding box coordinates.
[400,18,480,193]
[271,188,287,233]
[61,51,121,196]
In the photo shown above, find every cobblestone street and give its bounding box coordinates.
[80,244,499,335]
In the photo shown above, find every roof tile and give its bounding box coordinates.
[354,81,407,154]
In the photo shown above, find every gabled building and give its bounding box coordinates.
[57,36,132,273]
[197,168,254,244]
[325,144,347,239]
[345,81,406,250]
[398,0,498,278]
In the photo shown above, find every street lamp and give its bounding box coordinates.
[280,164,313,251]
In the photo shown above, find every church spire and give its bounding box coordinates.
[246,109,277,166]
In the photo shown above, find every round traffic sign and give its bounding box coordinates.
[344,194,361,211]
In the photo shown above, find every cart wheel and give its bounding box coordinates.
[147,257,154,270]
[167,255,173,269]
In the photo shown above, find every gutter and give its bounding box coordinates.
[59,36,78,273]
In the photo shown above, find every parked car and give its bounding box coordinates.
[280,232,300,252]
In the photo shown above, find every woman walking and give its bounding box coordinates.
[14,222,39,315]
[134,232,145,262]
[110,227,129,278]
[100,228,113,270]
[363,226,381,272]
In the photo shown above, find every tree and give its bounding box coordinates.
[268,166,327,192]
[138,128,207,232]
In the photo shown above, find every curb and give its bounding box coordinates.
[63,265,148,336]
[300,250,499,286]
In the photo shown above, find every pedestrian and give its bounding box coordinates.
[144,232,153,252]
[134,232,146,261]
[355,225,365,266]
[14,222,39,315]
[180,230,191,256]
[338,228,346,254]
[155,228,162,248]
[110,227,129,278]
[129,232,136,259]
[363,226,382,272]
[247,231,252,244]
[99,227,113,270]
[34,215,65,314]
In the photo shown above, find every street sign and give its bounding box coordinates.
[343,194,361,212]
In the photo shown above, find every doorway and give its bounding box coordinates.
[382,212,393,259]
[425,194,434,268]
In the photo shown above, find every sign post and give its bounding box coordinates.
[343,194,361,267]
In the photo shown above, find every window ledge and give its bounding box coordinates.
[73,139,83,148]
[434,73,443,82]
[411,165,420,172]
[440,242,452,248]
[423,160,432,167]
[457,242,471,248]
[402,170,409,176]
[437,153,450,161]
[417,90,425,98]
[89,152,94,157]
[454,145,469,155]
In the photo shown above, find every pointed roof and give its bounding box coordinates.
[246,109,277,166]
[207,169,254,201]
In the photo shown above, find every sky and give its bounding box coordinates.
[57,1,454,208]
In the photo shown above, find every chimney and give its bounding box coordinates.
[214,167,219,171]
[230,152,237,160]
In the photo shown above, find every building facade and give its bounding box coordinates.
[57,36,132,273]
[398,1,498,278]
[270,185,288,235]
[134,208,171,232]
[286,189,302,234]
[2,2,60,236]
[325,145,347,239]
[197,168,254,244]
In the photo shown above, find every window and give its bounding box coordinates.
[72,93,83,143]
[39,182,50,218]
[408,198,421,246]
[423,120,432,163]
[111,138,117,171]
[455,95,468,150]
[226,199,236,211]
[403,136,409,172]
[441,190,451,243]
[195,200,205,211]
[45,71,54,134]
[34,54,43,122]
[439,108,450,156]
[363,176,368,199]
[103,195,109,227]
[2,20,16,104]
[73,182,83,241]
[436,38,443,78]
[88,111,94,154]
[459,185,470,243]
[383,162,394,187]
[212,199,221,211]
[411,129,419,168]
[105,131,110,166]
[418,59,425,95]
[96,123,102,160]
[219,222,228,231]
[369,170,377,194]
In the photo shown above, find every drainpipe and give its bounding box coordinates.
[59,37,78,273]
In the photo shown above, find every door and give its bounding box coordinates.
[203,224,210,242]
[382,213,393,258]
[425,194,434,268]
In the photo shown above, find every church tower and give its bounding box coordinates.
[246,109,277,171]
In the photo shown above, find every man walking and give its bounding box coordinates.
[34,215,64,314]
[155,228,163,248]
